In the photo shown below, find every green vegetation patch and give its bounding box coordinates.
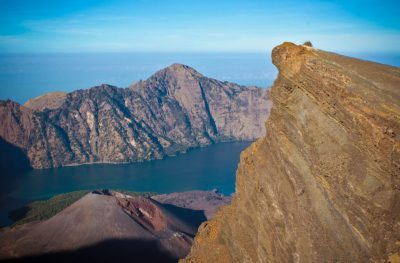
[9,189,157,226]
[10,190,91,226]
[114,189,157,197]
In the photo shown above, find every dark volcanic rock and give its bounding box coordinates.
[0,64,271,168]
[182,43,400,262]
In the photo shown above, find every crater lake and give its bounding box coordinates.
[0,141,250,226]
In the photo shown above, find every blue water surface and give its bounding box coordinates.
[0,141,250,226]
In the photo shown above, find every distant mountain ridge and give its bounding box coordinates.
[0,64,271,169]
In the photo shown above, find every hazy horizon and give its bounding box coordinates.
[0,52,275,104]
[1,50,399,104]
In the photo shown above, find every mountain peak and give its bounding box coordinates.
[168,63,191,70]
[130,63,204,90]
[157,63,203,79]
[167,63,198,72]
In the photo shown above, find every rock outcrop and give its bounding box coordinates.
[0,64,271,169]
[24,91,67,111]
[182,43,400,262]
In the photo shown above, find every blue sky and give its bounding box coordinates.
[0,0,399,53]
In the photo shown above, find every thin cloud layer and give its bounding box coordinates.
[0,0,399,53]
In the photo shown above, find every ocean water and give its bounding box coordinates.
[0,53,277,104]
[343,52,400,68]
[0,141,250,226]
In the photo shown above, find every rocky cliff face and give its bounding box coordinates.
[182,43,400,262]
[0,64,271,169]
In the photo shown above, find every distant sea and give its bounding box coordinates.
[0,52,399,104]
[0,53,277,104]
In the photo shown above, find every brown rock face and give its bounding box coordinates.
[182,42,400,262]
[0,64,271,169]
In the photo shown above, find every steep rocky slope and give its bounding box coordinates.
[0,190,230,262]
[0,64,271,169]
[153,189,232,220]
[182,43,400,262]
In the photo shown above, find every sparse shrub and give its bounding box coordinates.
[303,41,313,47]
